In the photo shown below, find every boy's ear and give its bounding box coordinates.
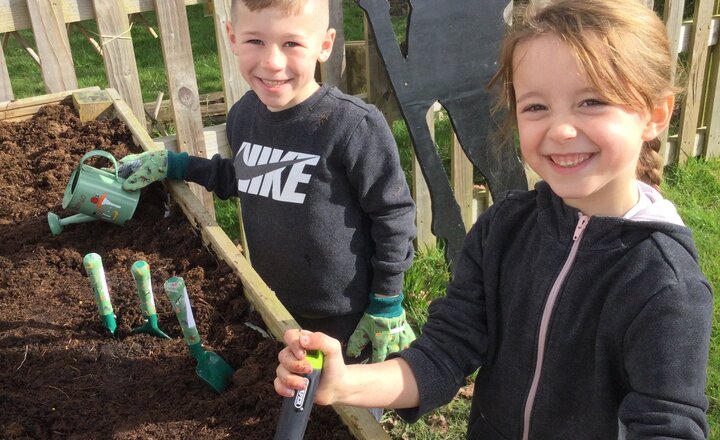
[642,95,674,141]
[226,20,239,55]
[317,28,337,63]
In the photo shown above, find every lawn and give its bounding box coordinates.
[3,2,719,438]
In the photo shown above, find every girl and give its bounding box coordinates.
[274,0,714,438]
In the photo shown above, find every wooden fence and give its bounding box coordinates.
[0,0,718,247]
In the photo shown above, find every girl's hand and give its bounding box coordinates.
[274,329,348,406]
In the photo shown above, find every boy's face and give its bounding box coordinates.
[227,1,336,112]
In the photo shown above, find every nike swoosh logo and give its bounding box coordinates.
[234,157,311,180]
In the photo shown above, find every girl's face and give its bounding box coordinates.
[227,1,335,112]
[513,35,669,217]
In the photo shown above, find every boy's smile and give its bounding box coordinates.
[227,1,335,112]
[512,35,670,217]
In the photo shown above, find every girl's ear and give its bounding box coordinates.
[642,95,674,141]
[317,28,337,63]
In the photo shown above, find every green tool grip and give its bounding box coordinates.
[83,253,114,316]
[131,260,156,316]
[274,350,324,440]
[82,253,116,335]
[164,276,201,347]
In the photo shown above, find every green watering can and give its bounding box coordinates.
[48,150,140,235]
[164,276,234,393]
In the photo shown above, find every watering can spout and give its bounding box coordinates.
[48,211,98,236]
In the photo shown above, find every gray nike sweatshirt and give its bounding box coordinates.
[183,85,416,331]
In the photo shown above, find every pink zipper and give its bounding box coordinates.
[521,214,589,440]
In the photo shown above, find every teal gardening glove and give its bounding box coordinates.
[117,150,189,191]
[346,293,417,363]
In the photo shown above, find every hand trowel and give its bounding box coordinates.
[274,350,324,440]
[163,276,234,393]
[130,260,170,339]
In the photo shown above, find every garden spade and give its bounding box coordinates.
[130,260,170,339]
[274,350,324,440]
[163,276,234,393]
[82,253,117,336]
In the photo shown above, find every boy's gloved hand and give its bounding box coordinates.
[346,293,416,363]
[117,150,189,191]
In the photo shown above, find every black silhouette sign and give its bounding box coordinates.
[357,0,527,268]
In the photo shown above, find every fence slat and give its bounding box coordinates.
[0,39,13,102]
[93,0,146,128]
[320,0,347,91]
[211,0,249,109]
[0,0,207,33]
[27,0,78,93]
[677,0,715,162]
[154,0,216,217]
[704,13,720,158]
[451,132,474,230]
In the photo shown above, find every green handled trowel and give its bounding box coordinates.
[164,276,234,393]
[130,260,170,339]
[82,253,117,336]
[274,350,324,440]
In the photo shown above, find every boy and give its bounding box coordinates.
[117,0,417,364]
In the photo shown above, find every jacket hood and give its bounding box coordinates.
[530,181,698,260]
[626,180,685,226]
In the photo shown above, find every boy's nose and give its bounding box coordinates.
[264,46,286,69]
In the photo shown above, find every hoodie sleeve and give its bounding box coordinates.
[619,278,713,439]
[342,109,416,295]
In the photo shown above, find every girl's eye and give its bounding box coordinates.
[521,104,546,112]
[581,98,606,107]
[246,39,263,46]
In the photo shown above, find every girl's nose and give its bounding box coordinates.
[549,119,578,141]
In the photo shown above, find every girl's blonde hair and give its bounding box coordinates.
[490,0,682,188]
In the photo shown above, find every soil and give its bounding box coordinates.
[0,99,353,440]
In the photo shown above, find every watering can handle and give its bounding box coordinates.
[79,150,119,180]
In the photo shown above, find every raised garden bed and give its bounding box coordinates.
[0,89,381,439]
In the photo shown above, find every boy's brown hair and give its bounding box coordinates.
[491,0,681,189]
[232,0,315,16]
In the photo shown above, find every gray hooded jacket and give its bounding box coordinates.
[394,180,713,439]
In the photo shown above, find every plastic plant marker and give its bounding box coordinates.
[274,350,324,440]
[82,253,117,336]
[130,260,170,339]
[163,276,234,393]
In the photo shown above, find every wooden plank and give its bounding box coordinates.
[451,132,474,230]
[154,0,216,217]
[363,15,400,123]
[677,0,714,163]
[0,86,101,122]
[702,15,720,159]
[659,0,686,164]
[0,37,13,102]
[0,0,206,33]
[27,0,78,93]
[212,0,249,109]
[320,0,347,91]
[93,0,147,128]
[107,87,388,440]
[413,108,435,250]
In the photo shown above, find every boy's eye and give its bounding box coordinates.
[284,41,301,48]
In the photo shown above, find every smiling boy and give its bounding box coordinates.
[118,0,418,367]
